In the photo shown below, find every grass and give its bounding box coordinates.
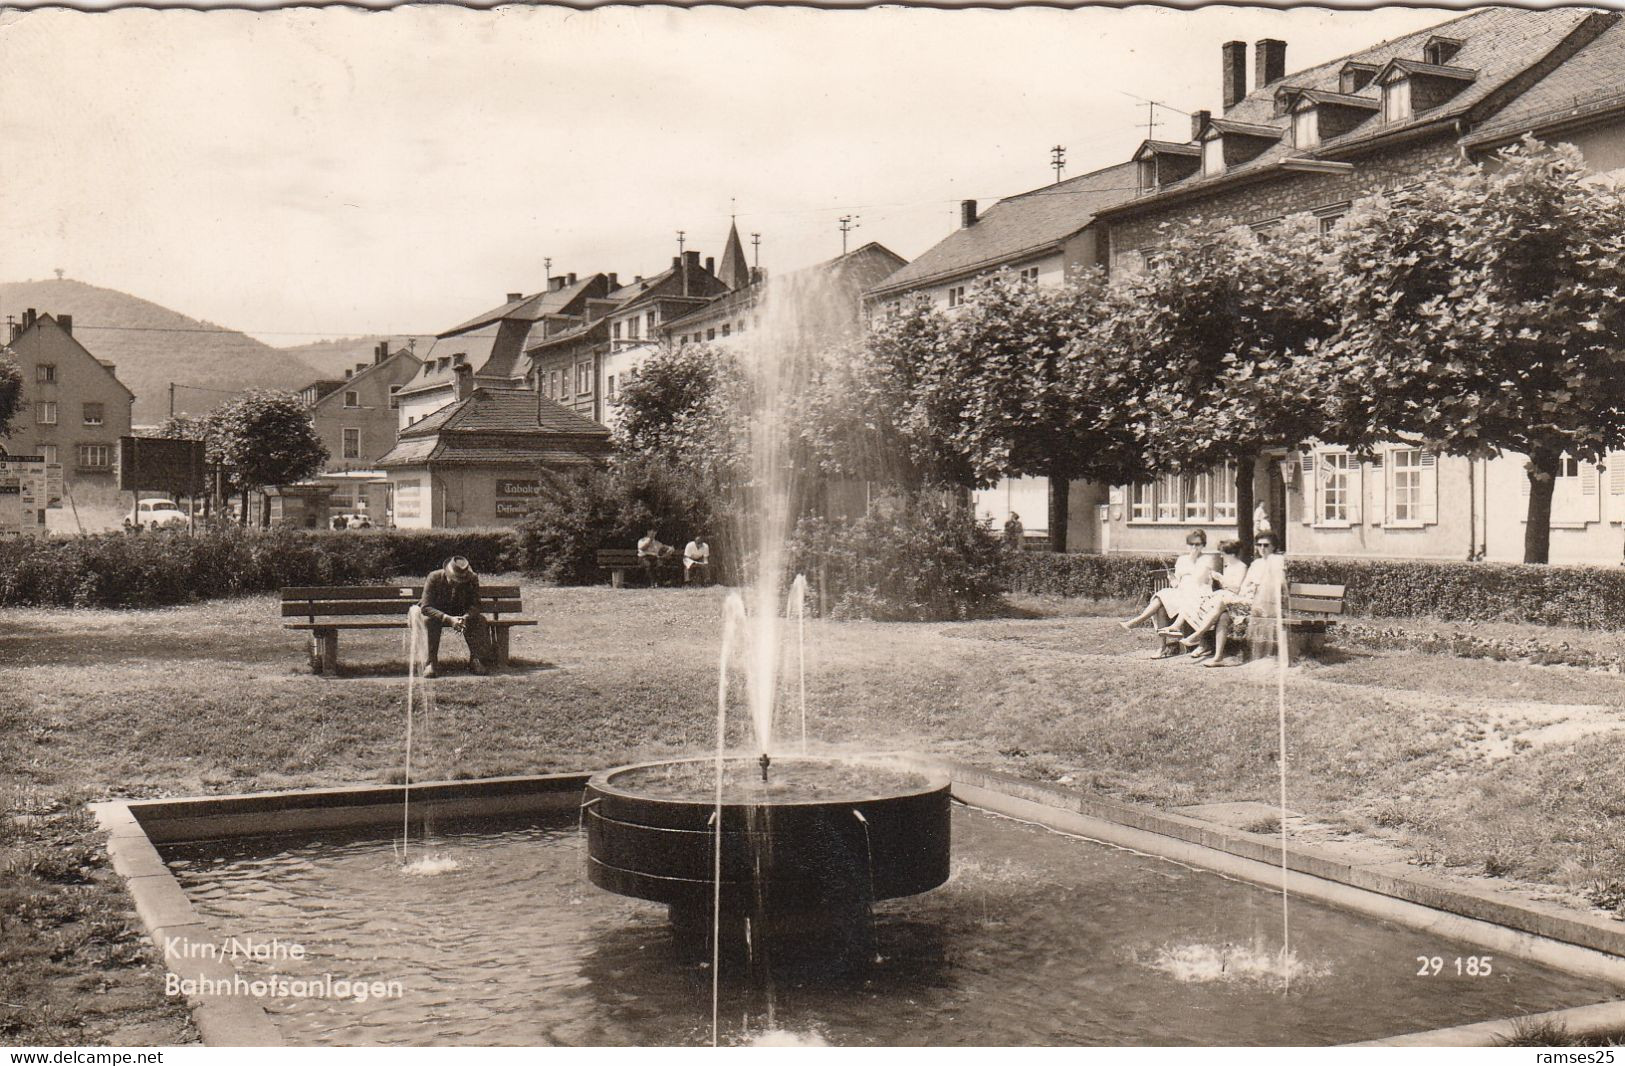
[6,581,1625,1044]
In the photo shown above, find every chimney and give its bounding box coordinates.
[567,272,577,285]
[1190,109,1211,140]
[672,256,682,270]
[344,368,353,379]
[23,308,37,331]
[355,362,368,377]
[1255,39,1287,88]
[1222,41,1247,109]
[453,363,474,403]
[634,275,643,284]
[374,341,387,364]
[606,273,619,290]
[506,291,523,303]
[705,256,715,276]
[57,314,72,336]
[551,276,566,292]
[960,199,978,228]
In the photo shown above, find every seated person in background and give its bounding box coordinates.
[637,527,675,586]
[1204,532,1284,667]
[683,536,711,585]
[1120,530,1214,656]
[418,555,492,678]
[1170,539,1248,658]
[1003,512,1024,551]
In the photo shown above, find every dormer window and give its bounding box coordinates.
[1424,36,1463,66]
[1137,157,1156,193]
[1291,104,1319,149]
[1201,135,1225,177]
[1382,77,1413,123]
[1340,62,1379,95]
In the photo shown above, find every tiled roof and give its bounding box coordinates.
[398,387,610,440]
[866,164,1139,296]
[440,277,598,336]
[667,243,908,332]
[1464,19,1625,144]
[310,351,421,411]
[1100,7,1604,217]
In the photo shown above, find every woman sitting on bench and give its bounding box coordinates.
[1196,532,1284,667]
[1162,539,1247,658]
[1120,530,1213,657]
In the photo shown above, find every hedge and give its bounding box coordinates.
[1008,551,1625,631]
[0,527,523,609]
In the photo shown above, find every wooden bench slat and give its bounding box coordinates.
[1287,582,1346,598]
[281,599,524,619]
[595,551,644,564]
[286,619,538,631]
[280,584,521,600]
[1287,597,1344,615]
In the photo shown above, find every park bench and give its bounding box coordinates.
[596,548,675,588]
[281,584,537,676]
[1149,567,1346,658]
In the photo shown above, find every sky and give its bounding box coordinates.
[0,3,1475,344]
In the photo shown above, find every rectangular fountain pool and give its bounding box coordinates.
[160,804,1620,1046]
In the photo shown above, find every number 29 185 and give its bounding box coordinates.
[1417,955,1493,976]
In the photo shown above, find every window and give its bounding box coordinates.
[1020,267,1041,284]
[342,428,360,460]
[549,371,560,398]
[1382,78,1412,123]
[1317,451,1355,525]
[1212,462,1237,521]
[946,286,967,308]
[576,362,591,394]
[1291,107,1319,149]
[607,375,616,399]
[388,384,402,409]
[707,328,716,341]
[1319,212,1345,234]
[1201,136,1225,177]
[38,444,58,464]
[453,353,466,366]
[1424,37,1462,66]
[1536,453,1599,526]
[1137,157,1157,193]
[1130,483,1155,522]
[77,443,111,469]
[1388,448,1424,524]
[36,364,55,383]
[36,401,57,425]
[344,390,360,408]
[627,317,639,341]
[612,321,622,341]
[1341,66,1376,94]
[1183,473,1210,522]
[82,402,103,426]
[721,324,731,338]
[646,310,657,334]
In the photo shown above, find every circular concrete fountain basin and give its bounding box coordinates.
[584,757,951,913]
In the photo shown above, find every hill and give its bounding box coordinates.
[0,279,323,424]
[279,334,435,379]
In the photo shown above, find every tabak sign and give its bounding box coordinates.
[495,478,545,518]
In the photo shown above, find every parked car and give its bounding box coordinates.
[331,513,373,530]
[128,498,187,529]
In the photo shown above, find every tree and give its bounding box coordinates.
[1118,217,1342,552]
[613,342,746,487]
[1325,139,1625,564]
[0,351,21,441]
[919,271,1149,551]
[208,390,328,526]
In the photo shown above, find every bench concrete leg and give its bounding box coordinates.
[493,626,512,668]
[611,568,625,590]
[315,630,339,677]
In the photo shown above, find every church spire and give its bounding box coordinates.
[718,218,752,292]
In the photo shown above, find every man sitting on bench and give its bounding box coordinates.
[419,556,491,677]
[637,528,675,586]
[683,535,711,586]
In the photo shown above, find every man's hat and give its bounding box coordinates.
[446,556,473,576]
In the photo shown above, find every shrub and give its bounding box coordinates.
[1005,551,1174,601]
[515,458,724,585]
[0,527,523,608]
[787,494,1007,621]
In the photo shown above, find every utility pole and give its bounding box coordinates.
[677,231,688,296]
[169,382,176,419]
[543,257,552,284]
[838,215,860,255]
[1051,145,1067,184]
[750,232,761,269]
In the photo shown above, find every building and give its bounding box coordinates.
[527,251,729,424]
[2,309,134,520]
[375,368,612,528]
[862,163,1141,549]
[396,275,613,430]
[306,341,422,472]
[1090,7,1624,563]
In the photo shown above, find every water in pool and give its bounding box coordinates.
[162,805,1619,1046]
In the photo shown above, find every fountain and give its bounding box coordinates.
[580,268,953,970]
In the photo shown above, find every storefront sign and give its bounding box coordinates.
[496,479,545,498]
[395,479,422,519]
[494,499,531,518]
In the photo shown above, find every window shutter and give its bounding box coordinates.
[1372,451,1386,526]
[1420,450,1438,525]
[1582,461,1602,522]
[1348,459,1363,525]
[1610,453,1625,495]
[1300,452,1314,525]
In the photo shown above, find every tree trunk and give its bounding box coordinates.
[239,488,249,527]
[1523,448,1561,565]
[1235,454,1257,561]
[1047,476,1070,553]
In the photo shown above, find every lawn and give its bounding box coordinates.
[4,582,1625,1044]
